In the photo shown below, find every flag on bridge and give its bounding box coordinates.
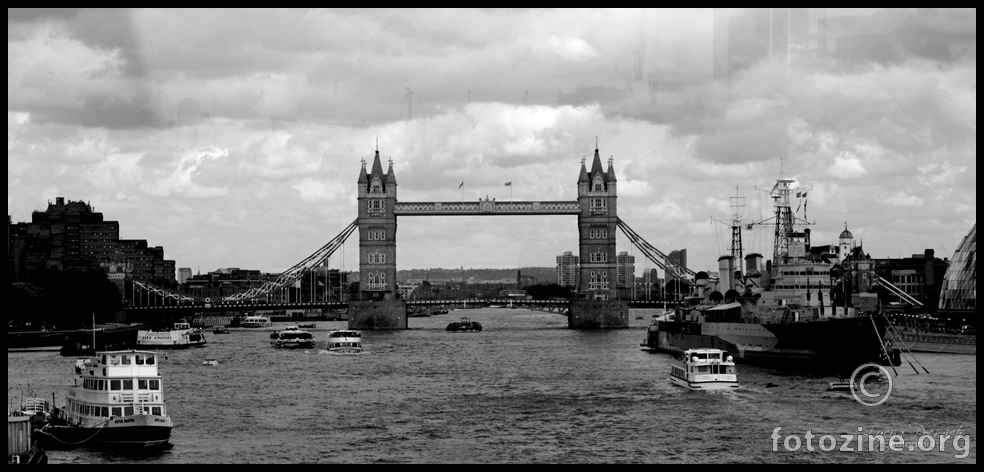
[459,181,464,189]
[504,181,512,186]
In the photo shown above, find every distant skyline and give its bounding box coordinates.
[8,8,976,278]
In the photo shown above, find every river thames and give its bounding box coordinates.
[6,308,976,464]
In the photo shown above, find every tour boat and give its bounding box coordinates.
[446,317,482,332]
[136,321,207,349]
[240,315,273,328]
[326,330,364,354]
[269,326,316,349]
[34,350,173,450]
[669,348,739,390]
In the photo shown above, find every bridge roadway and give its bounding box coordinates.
[125,298,676,318]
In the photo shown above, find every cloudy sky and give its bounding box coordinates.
[8,8,976,278]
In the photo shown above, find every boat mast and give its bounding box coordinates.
[772,178,795,265]
[711,186,747,274]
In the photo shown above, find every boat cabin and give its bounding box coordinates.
[669,348,739,390]
[327,331,363,351]
[61,350,168,428]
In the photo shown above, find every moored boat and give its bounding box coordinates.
[240,315,272,328]
[269,326,316,349]
[446,317,482,332]
[34,350,173,451]
[212,327,230,335]
[136,322,207,349]
[643,177,902,375]
[326,330,364,354]
[669,348,739,391]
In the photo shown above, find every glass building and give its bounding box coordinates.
[939,224,976,310]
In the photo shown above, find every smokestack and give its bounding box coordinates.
[718,255,733,294]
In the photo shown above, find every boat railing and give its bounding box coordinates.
[898,332,976,346]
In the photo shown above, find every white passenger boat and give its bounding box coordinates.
[326,330,363,354]
[241,315,272,328]
[269,326,316,349]
[136,321,206,349]
[34,350,173,450]
[669,348,739,390]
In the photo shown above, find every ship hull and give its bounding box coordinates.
[35,417,172,451]
[645,316,901,373]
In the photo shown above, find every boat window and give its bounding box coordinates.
[112,407,122,417]
[124,406,134,416]
[98,380,105,391]
[110,355,120,365]
[135,355,145,365]
[697,366,709,373]
[149,379,160,390]
[110,380,121,390]
[121,355,132,365]
[101,355,107,364]
[138,379,148,390]
[122,379,133,390]
[726,366,735,374]
[152,407,162,416]
[101,407,109,417]
[146,356,155,366]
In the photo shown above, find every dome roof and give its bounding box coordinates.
[939,223,976,310]
[839,224,853,240]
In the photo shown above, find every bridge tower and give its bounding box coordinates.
[571,145,628,328]
[352,149,406,329]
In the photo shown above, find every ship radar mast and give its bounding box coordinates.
[712,186,747,274]
[749,158,814,266]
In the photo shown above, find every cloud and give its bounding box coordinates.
[885,191,924,208]
[6,9,976,275]
[548,36,599,62]
[828,151,867,179]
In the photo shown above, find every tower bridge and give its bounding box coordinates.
[126,144,694,329]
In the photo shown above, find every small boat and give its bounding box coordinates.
[326,330,364,354]
[240,315,273,328]
[136,321,207,349]
[446,317,482,332]
[34,350,173,450]
[269,326,316,349]
[828,381,852,391]
[212,327,230,334]
[669,348,739,390]
[298,323,317,329]
[11,396,53,428]
[202,358,218,366]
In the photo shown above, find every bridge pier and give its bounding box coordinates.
[568,300,628,329]
[349,300,407,330]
